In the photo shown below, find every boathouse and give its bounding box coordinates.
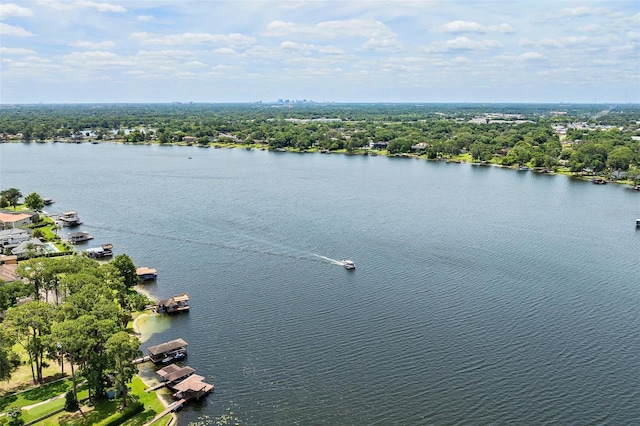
[147,338,188,364]
[171,374,214,400]
[137,267,157,281]
[157,293,190,314]
[156,364,195,384]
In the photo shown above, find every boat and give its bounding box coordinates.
[43,198,54,205]
[343,260,355,270]
[69,231,93,244]
[636,219,640,227]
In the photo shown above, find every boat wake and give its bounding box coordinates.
[313,254,346,266]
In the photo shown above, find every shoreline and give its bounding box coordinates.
[5,139,638,189]
[132,294,178,426]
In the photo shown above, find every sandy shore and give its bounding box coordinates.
[132,311,177,425]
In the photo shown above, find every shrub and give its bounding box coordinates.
[64,391,79,412]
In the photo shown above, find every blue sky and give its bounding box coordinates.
[1,0,638,103]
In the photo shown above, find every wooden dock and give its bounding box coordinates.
[145,381,168,392]
[132,355,150,365]
[142,398,186,426]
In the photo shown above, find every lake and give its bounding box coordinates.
[2,142,640,425]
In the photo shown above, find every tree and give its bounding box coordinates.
[606,146,633,171]
[24,192,44,212]
[4,301,56,383]
[50,318,89,403]
[0,328,16,382]
[106,331,142,407]
[0,188,22,210]
[111,254,138,288]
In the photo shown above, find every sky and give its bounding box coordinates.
[0,0,639,104]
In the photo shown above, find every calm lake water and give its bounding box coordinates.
[2,142,640,425]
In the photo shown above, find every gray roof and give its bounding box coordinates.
[11,238,45,255]
[0,228,30,237]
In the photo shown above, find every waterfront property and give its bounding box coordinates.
[147,338,188,364]
[0,228,31,249]
[136,266,157,281]
[156,292,190,314]
[0,211,37,230]
[11,238,45,257]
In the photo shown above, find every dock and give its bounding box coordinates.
[132,355,151,365]
[142,362,214,425]
[157,292,190,314]
[142,398,186,426]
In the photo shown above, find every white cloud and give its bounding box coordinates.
[436,20,514,34]
[212,47,238,55]
[137,15,153,22]
[0,22,33,36]
[424,36,502,53]
[131,32,256,48]
[547,7,609,19]
[75,1,126,13]
[280,41,346,56]
[0,46,36,55]
[264,19,397,41]
[62,50,133,67]
[519,52,543,60]
[38,0,125,12]
[0,3,33,19]
[361,37,402,52]
[71,40,116,49]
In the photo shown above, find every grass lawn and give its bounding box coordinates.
[37,376,170,426]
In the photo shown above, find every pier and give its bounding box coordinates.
[142,362,214,425]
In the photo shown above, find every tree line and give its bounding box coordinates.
[0,254,146,409]
[1,103,639,181]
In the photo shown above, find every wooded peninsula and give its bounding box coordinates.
[1,103,640,184]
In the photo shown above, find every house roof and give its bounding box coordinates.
[147,338,188,356]
[12,238,45,255]
[0,212,32,223]
[0,228,30,237]
[0,264,18,281]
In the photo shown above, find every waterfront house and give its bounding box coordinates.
[148,338,188,364]
[0,228,31,249]
[157,293,190,314]
[0,211,36,230]
[0,255,18,282]
[11,238,45,258]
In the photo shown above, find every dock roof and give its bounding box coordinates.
[136,267,157,276]
[159,366,195,383]
[171,374,213,393]
[147,338,188,356]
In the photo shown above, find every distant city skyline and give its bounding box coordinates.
[1,1,638,104]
